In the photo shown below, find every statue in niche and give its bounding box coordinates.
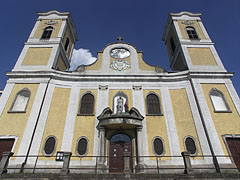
[116,97,124,114]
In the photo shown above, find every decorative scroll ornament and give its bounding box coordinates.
[110,59,130,71]
[45,20,58,25]
[181,20,194,25]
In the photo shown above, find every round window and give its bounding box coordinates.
[185,137,197,155]
[44,136,56,155]
[77,138,88,156]
[153,138,164,155]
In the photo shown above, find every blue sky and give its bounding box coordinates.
[0,0,239,96]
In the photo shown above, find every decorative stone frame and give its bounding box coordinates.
[152,136,165,156]
[222,134,240,164]
[75,136,89,157]
[109,47,131,59]
[183,136,198,156]
[77,91,95,116]
[209,88,231,113]
[145,91,163,116]
[42,135,57,157]
[8,88,31,113]
[185,26,200,40]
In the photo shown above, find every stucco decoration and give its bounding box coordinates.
[110,59,130,71]
[155,66,167,73]
[75,65,85,72]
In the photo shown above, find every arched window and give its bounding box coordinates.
[9,88,31,112]
[209,88,231,112]
[153,137,164,156]
[185,136,197,155]
[79,93,94,115]
[186,26,199,40]
[64,38,70,51]
[41,26,53,40]
[170,37,176,54]
[43,136,57,156]
[146,93,161,115]
[76,137,88,156]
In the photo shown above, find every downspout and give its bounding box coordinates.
[189,77,220,173]
[20,78,51,172]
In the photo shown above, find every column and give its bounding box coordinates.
[98,127,106,164]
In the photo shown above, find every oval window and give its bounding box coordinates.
[185,137,197,155]
[44,137,56,155]
[153,138,164,155]
[77,138,88,156]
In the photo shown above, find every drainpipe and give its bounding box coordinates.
[189,78,220,173]
[20,78,51,172]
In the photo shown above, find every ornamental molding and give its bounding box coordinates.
[44,20,58,25]
[110,59,130,71]
[181,20,194,25]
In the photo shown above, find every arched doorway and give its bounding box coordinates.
[109,133,132,172]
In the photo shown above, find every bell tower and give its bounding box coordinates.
[163,12,226,72]
[13,10,78,71]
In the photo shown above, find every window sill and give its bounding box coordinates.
[214,110,232,113]
[8,110,26,113]
[77,114,95,116]
[146,114,163,116]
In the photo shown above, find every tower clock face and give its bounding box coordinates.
[110,48,130,59]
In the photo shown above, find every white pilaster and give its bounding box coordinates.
[0,83,14,117]
[60,86,80,151]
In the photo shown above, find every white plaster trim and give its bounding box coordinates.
[93,86,109,157]
[16,83,48,162]
[60,87,80,151]
[191,80,226,163]
[58,19,66,38]
[225,82,240,116]
[173,20,182,39]
[29,20,40,38]
[0,83,14,117]
[132,88,148,158]
[161,87,181,158]
[27,83,55,163]
[185,82,212,161]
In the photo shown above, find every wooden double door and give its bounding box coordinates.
[109,134,132,172]
[226,138,240,171]
[0,139,15,160]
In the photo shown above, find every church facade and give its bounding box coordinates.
[0,11,239,173]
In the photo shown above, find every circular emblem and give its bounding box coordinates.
[110,48,130,59]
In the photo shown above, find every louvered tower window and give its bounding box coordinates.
[186,26,199,40]
[79,93,94,115]
[41,26,53,40]
[146,94,161,115]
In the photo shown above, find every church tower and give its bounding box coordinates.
[163,12,225,72]
[13,10,77,71]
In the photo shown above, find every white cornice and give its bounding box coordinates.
[170,11,201,17]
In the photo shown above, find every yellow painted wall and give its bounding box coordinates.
[170,89,203,157]
[21,47,52,66]
[85,53,102,71]
[39,87,71,159]
[201,84,240,155]
[138,53,155,71]
[34,20,62,39]
[143,90,170,159]
[71,90,97,161]
[63,25,74,58]
[108,90,132,111]
[0,84,39,155]
[177,20,205,39]
[188,48,217,66]
[56,54,67,71]
[110,56,131,71]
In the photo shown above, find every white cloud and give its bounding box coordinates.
[69,48,97,71]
